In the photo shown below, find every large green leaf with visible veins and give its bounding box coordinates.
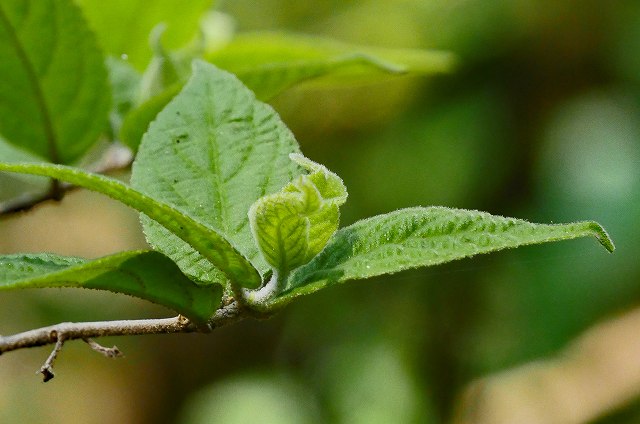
[0,161,261,287]
[131,61,302,287]
[274,207,614,306]
[207,32,457,100]
[0,0,110,164]
[0,250,222,323]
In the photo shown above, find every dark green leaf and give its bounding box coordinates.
[0,0,110,163]
[0,250,222,323]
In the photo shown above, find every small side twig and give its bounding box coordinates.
[38,334,65,382]
[0,300,247,381]
[83,338,123,358]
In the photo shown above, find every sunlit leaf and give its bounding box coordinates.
[131,60,302,287]
[249,154,347,275]
[275,207,614,305]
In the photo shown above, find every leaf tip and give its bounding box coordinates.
[586,221,615,253]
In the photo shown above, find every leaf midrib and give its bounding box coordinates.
[204,77,229,235]
[0,2,59,163]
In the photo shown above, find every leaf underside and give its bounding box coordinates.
[0,0,110,164]
[0,250,222,323]
[274,207,614,305]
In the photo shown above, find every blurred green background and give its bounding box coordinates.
[1,0,639,423]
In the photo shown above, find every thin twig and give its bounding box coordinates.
[38,335,65,382]
[0,301,252,380]
[0,301,244,356]
[83,338,123,358]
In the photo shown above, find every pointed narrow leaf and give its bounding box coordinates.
[207,32,457,100]
[0,162,261,287]
[131,61,302,287]
[0,250,221,323]
[0,0,110,163]
[276,207,614,304]
[119,34,456,153]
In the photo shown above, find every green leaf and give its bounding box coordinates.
[119,83,181,151]
[0,136,49,210]
[75,0,213,70]
[136,23,195,105]
[0,0,110,164]
[0,161,261,287]
[0,250,222,324]
[106,56,142,137]
[276,207,614,305]
[249,154,348,275]
[131,60,302,288]
[119,32,456,152]
[207,32,457,100]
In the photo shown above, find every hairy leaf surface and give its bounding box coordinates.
[131,61,302,287]
[0,162,261,287]
[249,154,348,275]
[276,207,614,304]
[0,250,222,323]
[0,0,110,163]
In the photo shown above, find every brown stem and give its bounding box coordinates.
[0,301,246,381]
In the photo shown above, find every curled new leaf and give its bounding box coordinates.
[249,154,347,276]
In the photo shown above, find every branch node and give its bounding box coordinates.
[83,338,123,358]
